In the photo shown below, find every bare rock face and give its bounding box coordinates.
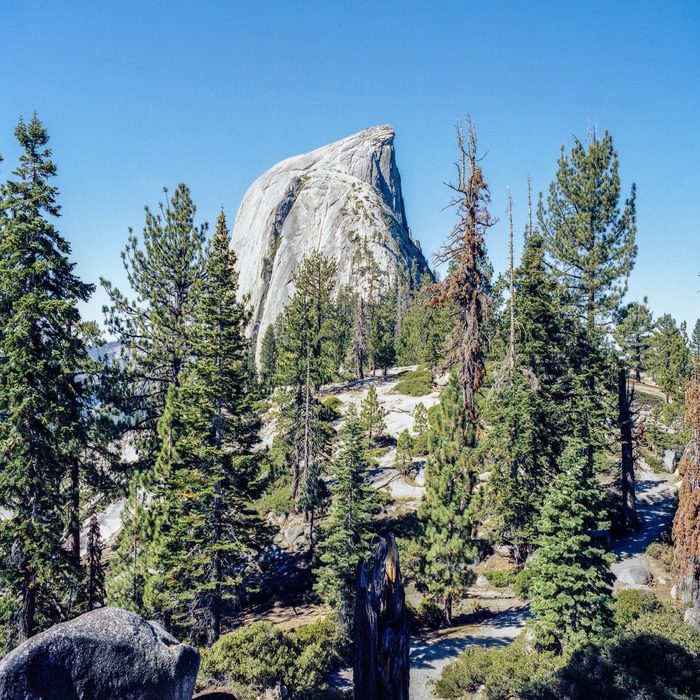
[0,607,199,700]
[231,125,431,359]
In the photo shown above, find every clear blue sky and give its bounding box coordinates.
[1,1,699,329]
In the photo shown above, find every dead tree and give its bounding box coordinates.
[618,369,639,529]
[354,534,409,700]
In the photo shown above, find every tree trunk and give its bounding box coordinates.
[619,368,639,530]
[70,458,80,567]
[354,534,409,700]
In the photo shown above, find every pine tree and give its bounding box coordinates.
[615,299,653,381]
[413,403,429,437]
[539,130,636,333]
[0,115,94,646]
[142,212,266,645]
[259,324,278,394]
[527,441,614,652]
[369,292,397,377]
[101,183,206,470]
[691,319,700,363]
[275,253,337,540]
[359,385,386,444]
[315,412,379,630]
[395,430,415,476]
[480,373,553,561]
[417,373,477,623]
[351,294,369,379]
[648,313,691,403]
[86,515,106,611]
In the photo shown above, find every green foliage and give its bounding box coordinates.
[528,442,615,651]
[315,413,379,628]
[513,564,536,598]
[613,589,659,629]
[539,130,636,330]
[199,618,343,699]
[417,372,477,622]
[256,478,294,516]
[392,366,434,396]
[484,567,517,588]
[614,298,653,380]
[435,636,560,700]
[369,292,397,375]
[408,598,446,632]
[0,114,94,645]
[413,402,429,435]
[648,313,691,403]
[645,541,674,570]
[259,324,278,394]
[359,385,386,443]
[321,395,343,418]
[395,429,415,476]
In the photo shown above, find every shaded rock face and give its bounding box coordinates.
[231,125,432,359]
[0,607,199,700]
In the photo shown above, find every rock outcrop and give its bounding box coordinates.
[231,125,431,359]
[0,607,199,700]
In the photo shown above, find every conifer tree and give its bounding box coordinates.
[539,130,637,333]
[142,212,266,645]
[615,299,653,381]
[86,515,106,611]
[413,403,429,437]
[395,430,415,476]
[691,319,700,363]
[359,385,386,444]
[527,441,614,652]
[369,292,397,377]
[259,324,278,394]
[648,313,691,403]
[351,294,369,379]
[275,253,337,539]
[0,115,94,645]
[417,373,477,623]
[315,412,379,630]
[101,183,206,469]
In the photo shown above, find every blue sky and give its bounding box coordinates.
[1,1,699,329]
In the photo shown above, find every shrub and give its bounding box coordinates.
[645,541,674,569]
[395,429,415,476]
[256,479,294,516]
[392,367,433,396]
[200,619,343,699]
[513,564,536,598]
[484,568,517,588]
[614,589,660,628]
[322,395,343,418]
[409,598,445,632]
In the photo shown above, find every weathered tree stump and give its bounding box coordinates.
[353,533,409,700]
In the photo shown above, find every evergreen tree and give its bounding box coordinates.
[691,319,700,363]
[0,115,94,646]
[351,294,369,379]
[417,373,477,623]
[258,324,278,394]
[648,313,691,403]
[332,286,355,377]
[369,292,397,377]
[275,253,337,539]
[539,130,637,332]
[395,430,415,476]
[359,385,386,444]
[527,441,614,652]
[480,373,553,561]
[413,403,429,437]
[315,412,379,629]
[86,515,106,611]
[615,299,653,381]
[142,212,266,645]
[101,183,206,470]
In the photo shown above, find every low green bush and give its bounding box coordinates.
[392,367,434,396]
[408,598,445,632]
[321,395,343,418]
[645,541,674,569]
[513,564,535,598]
[484,567,517,588]
[614,589,660,628]
[199,619,343,699]
[256,479,294,516]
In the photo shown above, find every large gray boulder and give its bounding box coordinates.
[231,125,432,361]
[616,564,653,586]
[0,607,199,700]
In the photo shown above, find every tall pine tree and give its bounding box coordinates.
[0,115,94,646]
